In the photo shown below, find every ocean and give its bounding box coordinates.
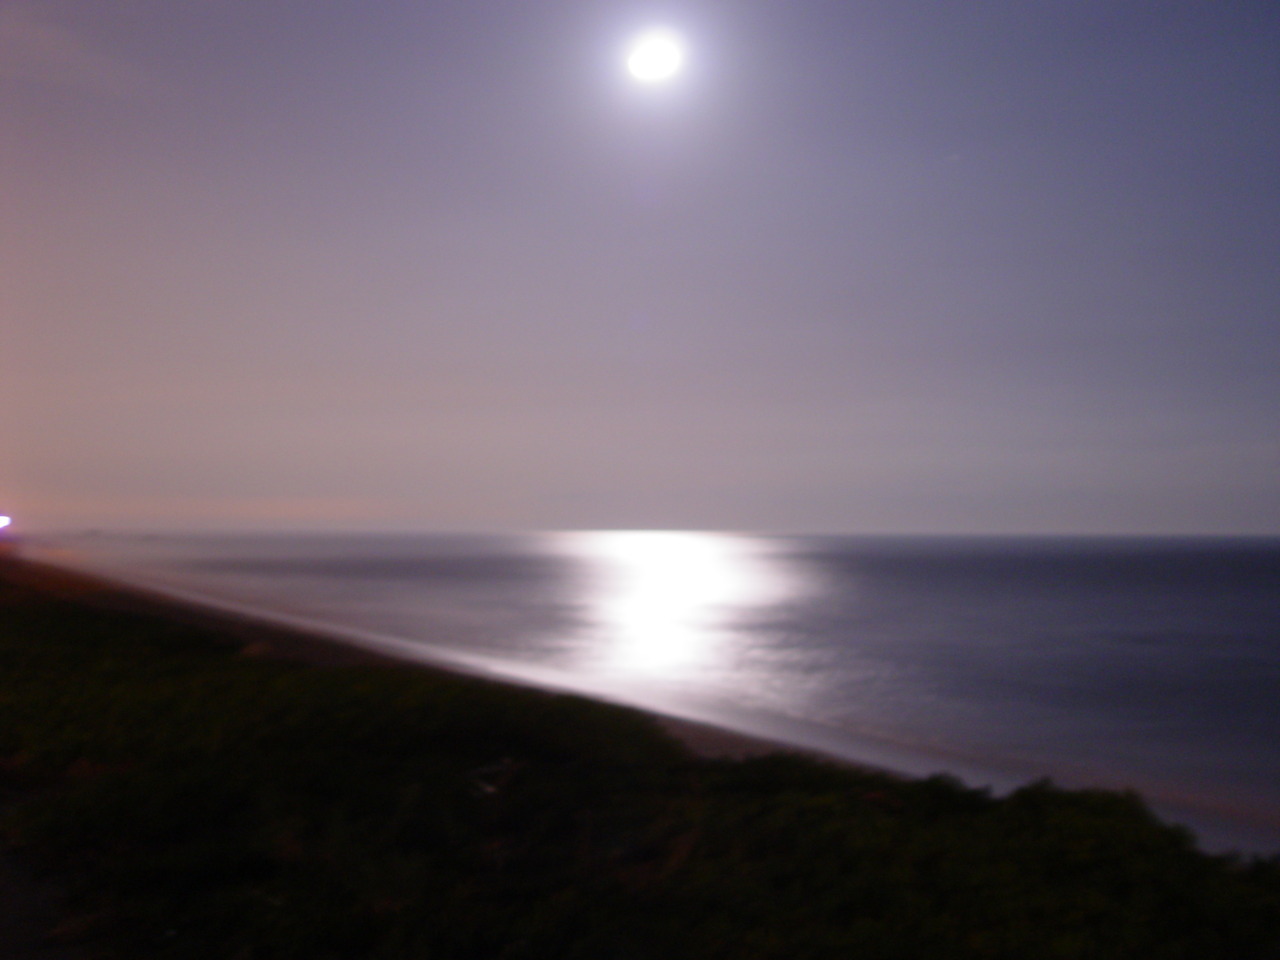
[28,532,1280,855]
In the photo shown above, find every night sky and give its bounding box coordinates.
[4,1,1278,534]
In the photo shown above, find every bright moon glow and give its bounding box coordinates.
[626,30,684,82]
[0,516,10,530]
[571,531,795,678]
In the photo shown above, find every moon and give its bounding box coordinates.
[626,29,685,83]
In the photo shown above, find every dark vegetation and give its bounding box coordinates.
[2,559,1278,959]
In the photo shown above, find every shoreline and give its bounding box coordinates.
[8,552,1278,856]
[0,555,799,764]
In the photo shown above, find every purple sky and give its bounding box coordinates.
[4,1,1278,534]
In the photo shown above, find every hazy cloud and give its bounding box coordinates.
[0,3,151,97]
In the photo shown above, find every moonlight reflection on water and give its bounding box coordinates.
[564,531,800,682]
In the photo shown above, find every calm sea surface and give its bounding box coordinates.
[30,533,1280,855]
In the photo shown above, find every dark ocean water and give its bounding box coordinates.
[32,532,1280,855]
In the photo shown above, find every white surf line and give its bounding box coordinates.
[22,550,1272,853]
[32,554,981,775]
